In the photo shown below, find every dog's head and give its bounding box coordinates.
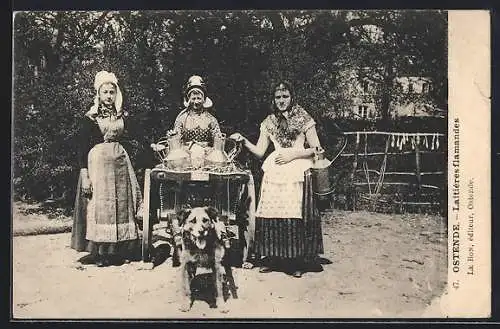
[177,206,226,250]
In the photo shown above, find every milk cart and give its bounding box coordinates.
[140,135,256,269]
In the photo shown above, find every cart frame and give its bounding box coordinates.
[141,167,254,267]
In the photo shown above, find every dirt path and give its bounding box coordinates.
[12,210,447,319]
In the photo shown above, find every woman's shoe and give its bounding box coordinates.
[259,266,273,273]
[109,256,125,266]
[291,270,303,278]
[96,257,110,267]
[77,254,96,265]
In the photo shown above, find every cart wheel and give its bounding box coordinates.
[142,169,153,262]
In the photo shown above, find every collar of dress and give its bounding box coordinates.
[188,109,205,116]
[281,106,297,119]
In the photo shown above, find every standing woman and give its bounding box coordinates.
[230,81,324,278]
[71,71,142,267]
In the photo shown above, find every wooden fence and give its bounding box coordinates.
[328,131,446,215]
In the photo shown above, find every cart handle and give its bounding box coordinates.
[151,138,170,162]
[227,137,243,163]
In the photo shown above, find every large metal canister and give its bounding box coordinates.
[310,147,333,202]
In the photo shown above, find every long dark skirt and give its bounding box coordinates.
[254,218,323,260]
[253,170,324,261]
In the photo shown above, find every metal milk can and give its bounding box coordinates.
[311,146,334,201]
[162,131,190,170]
[205,133,240,166]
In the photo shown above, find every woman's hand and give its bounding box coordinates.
[81,169,92,198]
[229,132,246,144]
[231,131,269,159]
[136,202,144,221]
[274,150,297,165]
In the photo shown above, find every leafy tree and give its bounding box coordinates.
[12,10,447,208]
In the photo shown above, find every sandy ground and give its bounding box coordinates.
[12,209,448,319]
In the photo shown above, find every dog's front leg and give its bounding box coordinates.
[178,262,193,312]
[214,262,229,313]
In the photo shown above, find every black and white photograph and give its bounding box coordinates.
[11,9,490,319]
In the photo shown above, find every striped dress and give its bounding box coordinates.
[254,105,323,261]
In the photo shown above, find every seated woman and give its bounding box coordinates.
[171,75,222,147]
[165,76,224,237]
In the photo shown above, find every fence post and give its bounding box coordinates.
[415,135,422,196]
[349,133,360,211]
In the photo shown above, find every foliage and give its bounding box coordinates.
[12,10,447,208]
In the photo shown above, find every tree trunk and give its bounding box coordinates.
[379,56,395,129]
[45,13,65,73]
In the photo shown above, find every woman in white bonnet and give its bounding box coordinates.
[70,70,142,267]
[171,75,222,146]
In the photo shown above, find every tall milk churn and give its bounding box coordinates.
[311,146,333,202]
